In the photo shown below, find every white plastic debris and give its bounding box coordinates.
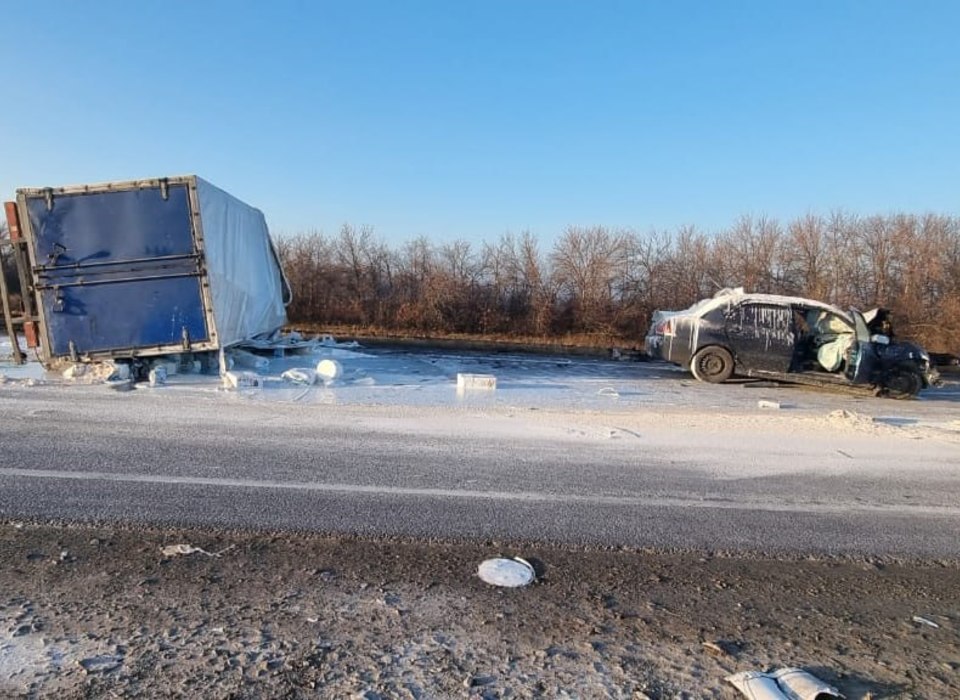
[726,672,784,700]
[457,373,497,391]
[477,557,536,587]
[726,668,843,700]
[62,361,130,383]
[316,358,343,381]
[597,386,620,398]
[221,371,261,390]
[913,615,940,628]
[148,366,167,387]
[160,543,234,558]
[61,364,86,380]
[281,368,318,385]
[758,400,781,410]
[230,349,271,371]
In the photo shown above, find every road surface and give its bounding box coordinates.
[1,349,958,558]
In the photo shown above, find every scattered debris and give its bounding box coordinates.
[160,544,234,558]
[827,409,873,428]
[281,368,317,385]
[316,358,343,382]
[240,330,322,356]
[78,654,123,674]
[701,641,726,656]
[62,361,130,383]
[105,378,134,392]
[457,373,497,391]
[464,674,496,687]
[726,667,843,700]
[148,366,167,387]
[701,640,739,658]
[912,615,940,629]
[221,371,261,390]
[757,400,781,410]
[477,557,536,587]
[229,349,271,371]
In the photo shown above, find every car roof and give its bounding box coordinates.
[671,287,850,321]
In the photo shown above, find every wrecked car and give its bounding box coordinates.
[644,288,939,398]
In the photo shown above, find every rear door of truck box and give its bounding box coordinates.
[19,180,213,360]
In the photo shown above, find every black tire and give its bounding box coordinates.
[690,346,735,384]
[882,366,923,399]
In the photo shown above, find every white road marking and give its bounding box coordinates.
[0,467,958,517]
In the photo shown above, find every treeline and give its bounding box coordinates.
[3,215,959,352]
[278,212,960,352]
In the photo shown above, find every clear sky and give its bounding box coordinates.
[1,1,957,246]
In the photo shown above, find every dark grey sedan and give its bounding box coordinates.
[644,288,938,398]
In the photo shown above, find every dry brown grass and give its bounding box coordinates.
[289,323,638,351]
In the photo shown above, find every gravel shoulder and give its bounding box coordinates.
[2,523,958,699]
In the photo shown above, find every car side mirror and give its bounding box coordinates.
[870,334,890,345]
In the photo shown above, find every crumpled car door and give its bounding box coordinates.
[844,308,878,385]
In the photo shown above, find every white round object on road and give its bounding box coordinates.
[477,557,536,587]
[316,358,342,380]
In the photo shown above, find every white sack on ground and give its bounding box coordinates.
[727,668,843,700]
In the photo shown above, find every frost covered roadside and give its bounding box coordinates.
[1,523,958,699]
[3,336,960,697]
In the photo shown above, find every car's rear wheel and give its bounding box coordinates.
[882,365,923,399]
[690,346,735,384]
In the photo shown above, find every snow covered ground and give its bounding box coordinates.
[2,333,959,428]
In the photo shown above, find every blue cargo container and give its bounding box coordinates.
[11,176,289,366]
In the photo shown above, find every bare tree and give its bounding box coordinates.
[782,214,829,299]
[550,226,631,332]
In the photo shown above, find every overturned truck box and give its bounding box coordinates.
[2,176,289,367]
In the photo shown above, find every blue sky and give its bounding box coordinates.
[2,1,957,246]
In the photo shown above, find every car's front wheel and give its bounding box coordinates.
[690,346,735,384]
[882,365,923,399]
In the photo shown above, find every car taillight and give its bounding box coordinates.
[655,319,674,335]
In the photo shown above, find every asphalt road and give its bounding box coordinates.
[1,367,959,558]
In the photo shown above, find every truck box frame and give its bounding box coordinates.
[5,175,286,366]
